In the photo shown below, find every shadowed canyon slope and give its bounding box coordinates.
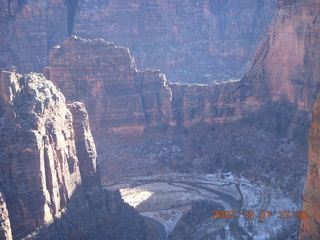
[0,0,276,83]
[0,71,155,239]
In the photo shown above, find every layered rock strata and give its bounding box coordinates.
[244,0,320,111]
[49,0,320,138]
[47,0,320,212]
[74,0,276,83]
[0,71,153,239]
[0,0,276,83]
[300,94,320,240]
[0,0,68,73]
[48,36,174,138]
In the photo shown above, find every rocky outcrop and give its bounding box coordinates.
[48,36,174,138]
[299,94,320,240]
[0,71,82,235]
[0,0,276,84]
[0,71,154,239]
[68,102,100,191]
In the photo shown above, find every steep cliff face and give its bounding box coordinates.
[168,80,261,127]
[300,94,320,240]
[244,0,320,111]
[0,0,276,84]
[0,71,154,239]
[0,71,82,235]
[48,0,320,137]
[48,36,174,138]
[0,0,68,73]
[68,102,100,191]
[74,0,276,83]
[47,0,319,205]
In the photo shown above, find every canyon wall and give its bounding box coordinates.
[0,71,153,239]
[48,36,174,138]
[0,0,68,73]
[244,0,320,111]
[300,94,320,240]
[74,0,276,83]
[48,36,265,141]
[0,0,276,83]
[47,0,319,203]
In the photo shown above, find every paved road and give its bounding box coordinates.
[136,178,250,239]
[108,177,250,239]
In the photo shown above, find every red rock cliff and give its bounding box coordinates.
[74,0,276,83]
[0,71,83,234]
[0,0,68,73]
[300,94,320,240]
[48,0,320,139]
[48,36,174,138]
[0,71,153,239]
[244,0,320,111]
[0,0,276,84]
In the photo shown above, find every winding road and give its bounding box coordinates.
[107,177,249,239]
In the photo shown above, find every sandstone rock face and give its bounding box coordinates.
[68,102,100,191]
[168,80,261,127]
[0,71,153,239]
[0,0,68,73]
[244,0,320,111]
[74,0,276,83]
[48,36,174,138]
[0,71,82,235]
[0,0,276,84]
[48,0,320,139]
[47,1,319,210]
[300,94,320,240]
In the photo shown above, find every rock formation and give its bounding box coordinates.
[244,0,320,111]
[74,0,276,83]
[0,71,154,239]
[48,36,265,139]
[0,0,68,73]
[299,94,320,240]
[0,0,276,83]
[48,36,174,138]
[47,0,319,204]
[1,0,319,238]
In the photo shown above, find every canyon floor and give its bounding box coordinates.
[105,173,299,240]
